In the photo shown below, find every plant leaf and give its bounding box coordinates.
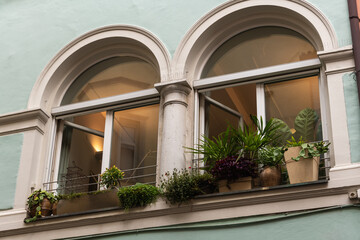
[294,108,318,142]
[272,118,292,146]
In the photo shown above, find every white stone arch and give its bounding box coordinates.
[173,0,338,80]
[28,25,171,112]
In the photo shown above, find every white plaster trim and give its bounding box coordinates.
[330,162,360,172]
[0,109,49,135]
[1,180,358,238]
[154,79,191,93]
[318,46,355,75]
[173,0,337,81]
[28,25,171,112]
[0,209,26,217]
[318,45,354,62]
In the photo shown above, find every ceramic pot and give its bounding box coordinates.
[218,177,252,193]
[52,201,58,215]
[284,146,319,184]
[260,166,281,187]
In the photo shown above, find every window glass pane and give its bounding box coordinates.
[111,104,159,186]
[265,76,322,144]
[205,83,257,138]
[202,27,316,78]
[206,103,240,138]
[62,57,160,105]
[57,112,105,194]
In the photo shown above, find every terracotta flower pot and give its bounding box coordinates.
[40,198,52,217]
[284,146,319,184]
[218,177,252,193]
[52,201,58,215]
[260,166,281,187]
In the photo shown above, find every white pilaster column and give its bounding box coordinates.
[155,80,192,176]
[318,47,354,168]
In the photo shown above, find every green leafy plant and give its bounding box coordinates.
[25,189,57,223]
[101,165,125,189]
[273,108,321,145]
[160,169,217,205]
[289,141,330,161]
[313,141,331,155]
[56,189,111,201]
[258,146,287,167]
[233,115,281,160]
[185,126,238,170]
[286,136,305,147]
[117,183,160,210]
[192,172,218,194]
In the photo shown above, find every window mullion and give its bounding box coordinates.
[256,83,266,122]
[44,118,58,188]
[51,120,65,192]
[101,111,114,174]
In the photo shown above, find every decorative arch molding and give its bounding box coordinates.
[173,0,338,80]
[28,25,171,112]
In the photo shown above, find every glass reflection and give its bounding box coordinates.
[62,57,160,105]
[203,27,317,78]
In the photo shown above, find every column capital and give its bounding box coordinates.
[154,79,192,96]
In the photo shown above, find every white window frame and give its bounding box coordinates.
[46,88,160,191]
[193,58,325,146]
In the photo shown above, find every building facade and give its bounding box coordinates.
[0,0,359,239]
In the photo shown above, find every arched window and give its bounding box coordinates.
[62,56,159,104]
[52,56,160,194]
[196,26,323,144]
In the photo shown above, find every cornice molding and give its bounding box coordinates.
[155,79,192,95]
[318,46,355,75]
[0,109,50,135]
[318,46,354,63]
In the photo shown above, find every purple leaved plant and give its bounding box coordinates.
[211,156,257,181]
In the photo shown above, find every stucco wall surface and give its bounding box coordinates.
[0,0,352,115]
[343,73,360,163]
[67,206,360,240]
[0,133,23,210]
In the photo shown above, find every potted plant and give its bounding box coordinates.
[233,115,281,161]
[214,115,280,191]
[100,165,125,189]
[160,169,217,205]
[25,189,57,223]
[117,183,160,210]
[284,137,330,184]
[185,126,238,171]
[55,166,125,215]
[211,156,257,192]
[258,146,287,187]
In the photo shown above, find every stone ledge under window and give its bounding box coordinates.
[14,179,360,238]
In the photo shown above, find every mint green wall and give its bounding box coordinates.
[310,0,351,47]
[0,133,23,210]
[343,73,360,163]
[0,0,227,115]
[68,206,360,240]
[0,0,353,114]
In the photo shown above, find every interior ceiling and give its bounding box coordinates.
[203,27,317,78]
